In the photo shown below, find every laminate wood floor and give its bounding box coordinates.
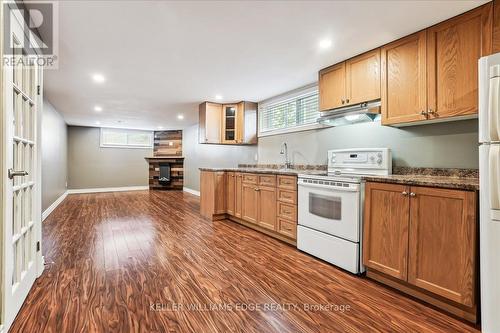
[9,191,480,333]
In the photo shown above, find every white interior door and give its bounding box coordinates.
[2,9,43,331]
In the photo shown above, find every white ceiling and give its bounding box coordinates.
[43,0,488,130]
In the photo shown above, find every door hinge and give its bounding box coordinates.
[37,85,41,95]
[36,241,40,252]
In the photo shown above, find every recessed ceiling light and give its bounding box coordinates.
[177,114,184,120]
[95,121,101,125]
[157,126,164,129]
[215,95,223,101]
[92,73,106,83]
[319,39,332,49]
[94,105,103,112]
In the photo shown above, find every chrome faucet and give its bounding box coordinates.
[280,142,292,169]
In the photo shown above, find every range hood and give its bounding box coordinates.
[318,99,381,127]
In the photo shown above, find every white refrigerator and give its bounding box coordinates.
[479,52,500,333]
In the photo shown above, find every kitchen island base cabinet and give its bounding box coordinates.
[200,170,297,245]
[363,181,478,323]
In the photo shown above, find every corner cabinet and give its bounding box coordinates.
[199,101,257,145]
[319,48,381,111]
[363,181,478,323]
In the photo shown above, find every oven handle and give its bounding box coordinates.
[298,182,359,192]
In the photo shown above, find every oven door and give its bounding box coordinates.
[298,181,360,242]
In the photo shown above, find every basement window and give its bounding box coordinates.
[258,84,322,137]
[100,128,153,148]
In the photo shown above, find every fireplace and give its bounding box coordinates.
[159,163,171,183]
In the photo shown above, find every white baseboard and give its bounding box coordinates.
[42,190,68,221]
[183,187,200,196]
[67,186,149,194]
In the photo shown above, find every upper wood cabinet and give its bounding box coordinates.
[199,102,222,144]
[427,4,492,120]
[363,182,410,280]
[319,49,381,111]
[408,186,477,307]
[381,31,428,125]
[199,101,257,145]
[345,49,381,105]
[319,62,346,111]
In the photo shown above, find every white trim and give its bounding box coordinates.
[67,186,149,194]
[183,187,200,196]
[42,191,68,221]
[258,123,326,137]
[100,128,153,149]
[259,82,318,106]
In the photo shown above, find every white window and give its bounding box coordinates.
[100,128,153,148]
[258,84,322,137]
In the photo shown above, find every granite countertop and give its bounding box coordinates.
[198,167,326,176]
[145,156,185,159]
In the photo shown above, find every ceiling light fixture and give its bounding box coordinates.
[215,94,223,101]
[177,114,184,120]
[94,105,103,112]
[319,39,332,49]
[92,73,106,83]
[95,121,101,125]
[157,126,164,129]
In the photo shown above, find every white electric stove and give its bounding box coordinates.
[297,148,391,274]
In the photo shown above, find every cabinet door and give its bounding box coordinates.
[363,182,410,280]
[427,4,492,119]
[226,172,235,215]
[242,183,258,224]
[222,104,238,144]
[494,0,500,53]
[203,102,222,143]
[319,62,346,111]
[234,173,243,218]
[257,186,277,231]
[345,49,381,105]
[214,172,226,214]
[408,187,477,307]
[381,31,428,125]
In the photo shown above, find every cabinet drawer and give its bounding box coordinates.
[277,202,297,221]
[277,189,297,205]
[277,175,297,190]
[242,173,258,185]
[258,175,277,187]
[277,218,297,239]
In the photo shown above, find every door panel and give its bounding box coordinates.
[234,173,243,218]
[408,187,477,306]
[381,31,427,125]
[427,4,492,119]
[319,62,346,111]
[242,183,258,224]
[257,186,276,231]
[204,103,222,143]
[363,182,410,280]
[226,172,235,215]
[346,49,381,105]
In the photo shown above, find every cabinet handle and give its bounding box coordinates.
[345,98,349,104]
[254,188,260,191]
[402,191,408,196]
[410,192,416,197]
[427,108,435,116]
[420,110,428,116]
[341,99,345,104]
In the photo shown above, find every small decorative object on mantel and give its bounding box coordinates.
[145,130,184,190]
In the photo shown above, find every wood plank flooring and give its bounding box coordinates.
[9,191,480,333]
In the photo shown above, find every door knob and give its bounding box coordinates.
[402,191,408,196]
[8,169,28,179]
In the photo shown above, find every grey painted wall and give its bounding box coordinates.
[183,125,257,191]
[67,126,152,189]
[42,99,68,211]
[257,119,479,169]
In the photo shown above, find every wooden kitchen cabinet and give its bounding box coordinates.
[319,49,381,111]
[363,182,410,280]
[426,4,492,120]
[345,48,381,105]
[494,0,500,53]
[234,173,243,218]
[200,171,226,219]
[242,182,258,224]
[381,31,428,125]
[199,101,257,145]
[199,102,222,143]
[226,172,235,215]
[319,62,346,111]
[408,187,477,307]
[364,181,478,322]
[257,186,277,231]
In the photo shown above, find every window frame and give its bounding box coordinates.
[258,83,324,137]
[99,128,154,149]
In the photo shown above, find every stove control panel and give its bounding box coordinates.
[328,148,391,176]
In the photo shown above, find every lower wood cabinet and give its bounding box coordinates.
[226,172,235,215]
[257,186,277,231]
[241,182,258,224]
[363,181,478,322]
[234,173,243,218]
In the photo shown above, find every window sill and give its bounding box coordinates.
[258,123,326,138]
